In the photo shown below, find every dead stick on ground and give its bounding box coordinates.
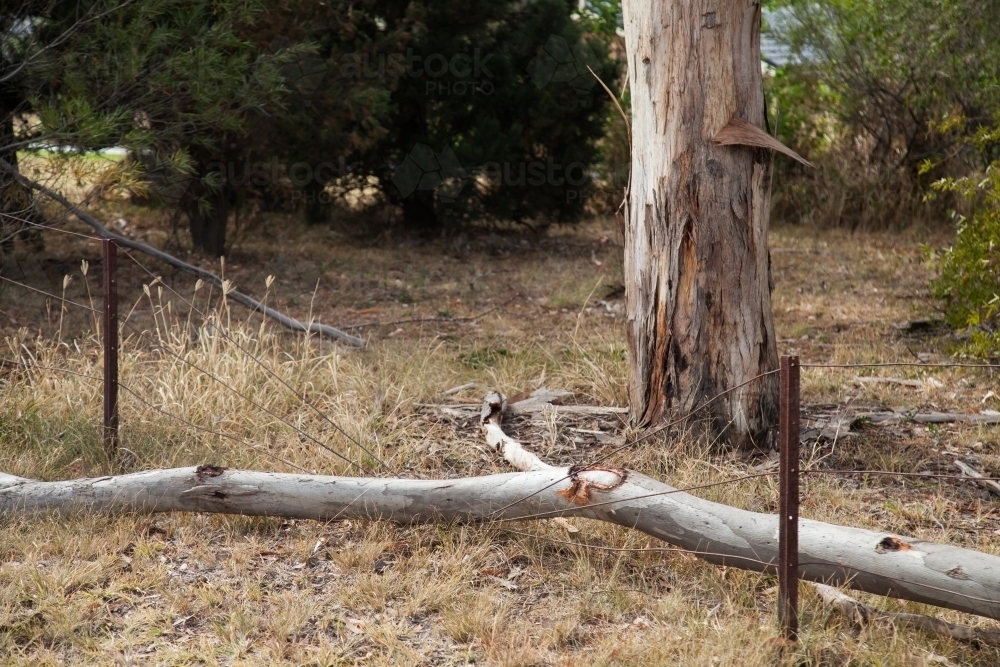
[810,582,1000,647]
[341,297,517,331]
[955,460,1000,498]
[861,411,1000,425]
[0,158,363,347]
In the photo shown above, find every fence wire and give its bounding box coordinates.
[6,221,1000,635]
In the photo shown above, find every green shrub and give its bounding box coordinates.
[929,127,1000,356]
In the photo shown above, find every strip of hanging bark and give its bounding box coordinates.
[810,582,1000,647]
[0,158,363,347]
[955,460,1000,498]
[712,117,813,168]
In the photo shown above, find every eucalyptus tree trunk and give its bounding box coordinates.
[621,1,779,447]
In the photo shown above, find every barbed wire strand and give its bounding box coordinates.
[119,383,310,474]
[492,471,780,524]
[118,325,372,475]
[803,362,1000,370]
[0,357,102,382]
[0,266,374,474]
[117,247,391,473]
[0,212,104,245]
[0,355,309,474]
[805,469,1000,482]
[0,274,99,313]
[504,529,1000,607]
[501,527,771,566]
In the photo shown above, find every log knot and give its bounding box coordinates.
[180,484,260,502]
[196,465,227,478]
[558,465,627,505]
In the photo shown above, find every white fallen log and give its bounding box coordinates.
[4,396,1000,621]
[810,582,1000,647]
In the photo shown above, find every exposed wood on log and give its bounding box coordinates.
[5,393,1000,620]
[955,460,1000,498]
[810,582,1000,647]
[481,391,552,472]
[0,158,363,347]
[712,117,813,168]
[621,1,779,447]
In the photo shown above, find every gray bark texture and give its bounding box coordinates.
[3,464,1000,620]
[621,0,779,446]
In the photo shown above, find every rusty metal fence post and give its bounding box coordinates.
[102,238,119,461]
[778,355,801,640]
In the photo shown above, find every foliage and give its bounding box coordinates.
[929,126,1000,357]
[227,0,405,224]
[345,0,619,230]
[4,0,622,248]
[763,0,1000,228]
[2,0,288,254]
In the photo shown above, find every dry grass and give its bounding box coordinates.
[2,210,1000,665]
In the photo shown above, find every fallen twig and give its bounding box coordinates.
[861,411,1000,425]
[810,582,1000,647]
[342,297,516,331]
[853,376,924,388]
[0,158,363,347]
[955,460,1000,498]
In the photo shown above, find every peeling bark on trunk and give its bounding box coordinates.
[621,1,779,447]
